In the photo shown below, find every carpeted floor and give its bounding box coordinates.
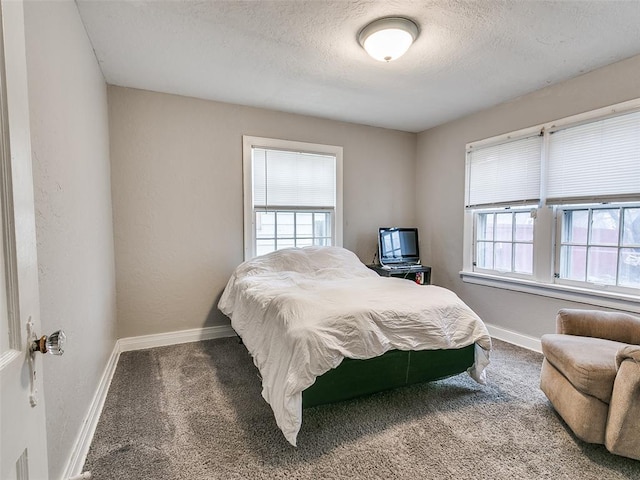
[83,338,640,479]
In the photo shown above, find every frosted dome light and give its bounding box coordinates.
[358,17,419,62]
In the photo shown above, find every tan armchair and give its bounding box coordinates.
[540,308,640,460]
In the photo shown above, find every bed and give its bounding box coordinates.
[218,246,492,446]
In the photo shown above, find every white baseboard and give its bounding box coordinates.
[61,324,236,480]
[118,324,236,352]
[485,323,542,353]
[61,341,120,480]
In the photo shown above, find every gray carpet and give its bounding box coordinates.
[83,338,640,479]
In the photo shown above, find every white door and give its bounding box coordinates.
[0,1,49,479]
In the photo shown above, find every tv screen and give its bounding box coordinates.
[378,227,420,265]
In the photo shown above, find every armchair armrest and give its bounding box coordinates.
[605,346,640,460]
[556,309,640,345]
[616,345,640,368]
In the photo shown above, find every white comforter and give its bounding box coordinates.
[218,246,491,446]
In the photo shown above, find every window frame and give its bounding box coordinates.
[462,97,640,313]
[242,136,343,260]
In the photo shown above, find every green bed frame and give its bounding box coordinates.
[302,344,476,408]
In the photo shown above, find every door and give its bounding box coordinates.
[0,1,49,478]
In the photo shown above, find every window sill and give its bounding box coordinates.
[460,270,640,315]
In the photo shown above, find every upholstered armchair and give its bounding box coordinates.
[540,309,640,460]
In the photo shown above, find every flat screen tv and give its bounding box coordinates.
[378,227,420,266]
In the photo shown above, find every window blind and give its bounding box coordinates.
[466,135,542,208]
[546,110,640,204]
[253,148,336,208]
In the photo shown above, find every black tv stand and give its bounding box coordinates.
[367,264,431,285]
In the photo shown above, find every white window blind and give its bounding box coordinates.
[466,135,542,208]
[252,148,336,208]
[547,110,640,204]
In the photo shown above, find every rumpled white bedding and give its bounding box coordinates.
[218,246,492,446]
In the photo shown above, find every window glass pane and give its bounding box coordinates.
[562,210,588,244]
[276,212,294,237]
[296,213,313,237]
[514,243,533,274]
[255,211,275,238]
[476,213,494,241]
[590,209,619,245]
[587,246,618,285]
[494,242,512,271]
[560,245,586,281]
[619,248,640,288]
[277,239,295,250]
[296,238,313,248]
[495,213,512,241]
[622,208,640,246]
[314,213,331,238]
[256,239,275,257]
[476,242,493,269]
[514,212,533,242]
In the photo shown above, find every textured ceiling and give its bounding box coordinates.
[76,0,640,133]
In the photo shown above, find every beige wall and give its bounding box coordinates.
[24,1,117,478]
[108,86,416,338]
[416,54,640,339]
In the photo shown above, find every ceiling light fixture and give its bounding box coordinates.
[358,17,419,62]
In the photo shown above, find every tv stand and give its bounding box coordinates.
[367,264,431,285]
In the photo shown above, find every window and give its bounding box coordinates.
[558,205,640,290]
[243,136,343,259]
[463,98,640,310]
[475,210,534,275]
[466,133,542,278]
